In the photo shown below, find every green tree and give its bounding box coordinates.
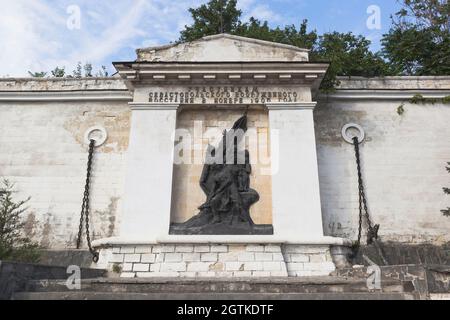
[28,63,109,79]
[313,32,393,90]
[382,0,450,75]
[51,66,66,78]
[27,71,47,78]
[0,180,40,263]
[73,62,83,78]
[442,163,450,217]
[84,63,93,77]
[237,20,391,90]
[180,0,242,42]
[96,66,109,77]
[236,18,318,50]
[179,0,392,91]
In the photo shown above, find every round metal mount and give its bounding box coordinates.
[342,123,365,144]
[84,126,108,147]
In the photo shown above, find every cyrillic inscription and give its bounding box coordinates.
[148,86,299,104]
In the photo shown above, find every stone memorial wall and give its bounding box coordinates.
[0,35,449,278]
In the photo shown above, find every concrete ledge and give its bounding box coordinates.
[336,76,450,90]
[0,77,127,91]
[320,89,450,101]
[0,260,107,300]
[266,102,317,110]
[92,235,352,248]
[0,90,132,102]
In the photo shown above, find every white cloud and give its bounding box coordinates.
[0,0,293,77]
[0,0,200,77]
[237,0,256,11]
[239,0,281,23]
[244,4,282,23]
[0,1,66,76]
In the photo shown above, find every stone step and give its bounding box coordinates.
[24,276,411,295]
[38,249,96,269]
[0,261,108,300]
[13,291,418,300]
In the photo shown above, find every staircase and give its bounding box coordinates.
[12,276,419,300]
[6,257,444,300]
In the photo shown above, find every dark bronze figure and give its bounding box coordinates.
[170,111,273,235]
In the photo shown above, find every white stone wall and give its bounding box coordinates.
[98,244,334,278]
[0,77,449,248]
[316,79,450,244]
[0,79,131,248]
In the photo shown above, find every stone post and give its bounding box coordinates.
[267,102,325,241]
[119,103,179,241]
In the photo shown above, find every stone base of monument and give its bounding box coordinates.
[96,244,337,278]
[12,276,420,300]
[169,223,274,235]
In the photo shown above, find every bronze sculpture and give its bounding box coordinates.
[170,111,273,235]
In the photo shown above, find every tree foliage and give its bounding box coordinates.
[27,71,47,78]
[442,163,450,217]
[0,180,40,263]
[51,67,66,78]
[179,0,393,91]
[28,62,109,79]
[180,0,242,42]
[26,0,448,86]
[179,0,449,87]
[312,32,393,90]
[382,0,450,75]
[236,18,318,49]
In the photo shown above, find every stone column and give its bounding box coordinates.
[120,104,179,241]
[267,102,324,241]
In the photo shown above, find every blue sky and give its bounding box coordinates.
[0,0,402,77]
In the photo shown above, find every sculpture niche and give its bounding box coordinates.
[170,111,273,235]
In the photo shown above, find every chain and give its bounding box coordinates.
[352,136,379,254]
[76,139,99,263]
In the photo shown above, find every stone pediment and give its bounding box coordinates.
[137,34,309,62]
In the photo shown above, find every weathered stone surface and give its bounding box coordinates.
[0,78,128,92]
[13,291,419,300]
[13,276,421,301]
[336,76,450,90]
[37,250,94,268]
[164,253,182,263]
[0,52,449,253]
[137,34,309,63]
[99,244,336,278]
[315,92,450,244]
[133,264,149,272]
[0,261,107,300]
[353,243,450,266]
[124,254,140,263]
[141,254,156,263]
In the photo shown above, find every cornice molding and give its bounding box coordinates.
[0,90,132,102]
[114,62,329,86]
[266,102,317,110]
[128,102,180,110]
[320,89,450,101]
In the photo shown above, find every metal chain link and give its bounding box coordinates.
[352,136,379,254]
[76,139,99,263]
